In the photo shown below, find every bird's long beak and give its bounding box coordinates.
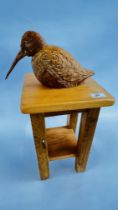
[5,50,26,80]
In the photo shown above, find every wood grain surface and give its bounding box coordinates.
[21,73,115,114]
[67,112,78,132]
[75,108,100,172]
[46,126,77,160]
[30,114,49,180]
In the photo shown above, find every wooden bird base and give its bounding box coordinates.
[21,73,115,180]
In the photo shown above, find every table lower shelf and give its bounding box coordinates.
[46,126,77,161]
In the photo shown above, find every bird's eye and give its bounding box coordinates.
[25,43,31,48]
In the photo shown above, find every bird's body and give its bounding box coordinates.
[5,31,95,88]
[32,45,94,88]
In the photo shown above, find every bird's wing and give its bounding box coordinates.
[40,46,94,85]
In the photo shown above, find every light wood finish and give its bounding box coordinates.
[67,112,78,132]
[20,73,115,179]
[21,73,115,114]
[46,126,77,160]
[45,110,79,117]
[75,108,100,172]
[30,114,49,180]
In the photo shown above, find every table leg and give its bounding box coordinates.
[67,112,78,132]
[75,108,100,172]
[30,114,49,180]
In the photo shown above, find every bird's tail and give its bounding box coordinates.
[85,69,95,77]
[79,68,95,84]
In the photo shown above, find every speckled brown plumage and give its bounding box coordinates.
[5,31,95,88]
[32,45,94,88]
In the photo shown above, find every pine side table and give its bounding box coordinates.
[21,73,115,180]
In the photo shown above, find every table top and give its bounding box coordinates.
[21,73,115,114]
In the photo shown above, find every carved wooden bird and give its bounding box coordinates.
[5,31,94,88]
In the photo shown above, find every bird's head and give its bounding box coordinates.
[5,31,45,79]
